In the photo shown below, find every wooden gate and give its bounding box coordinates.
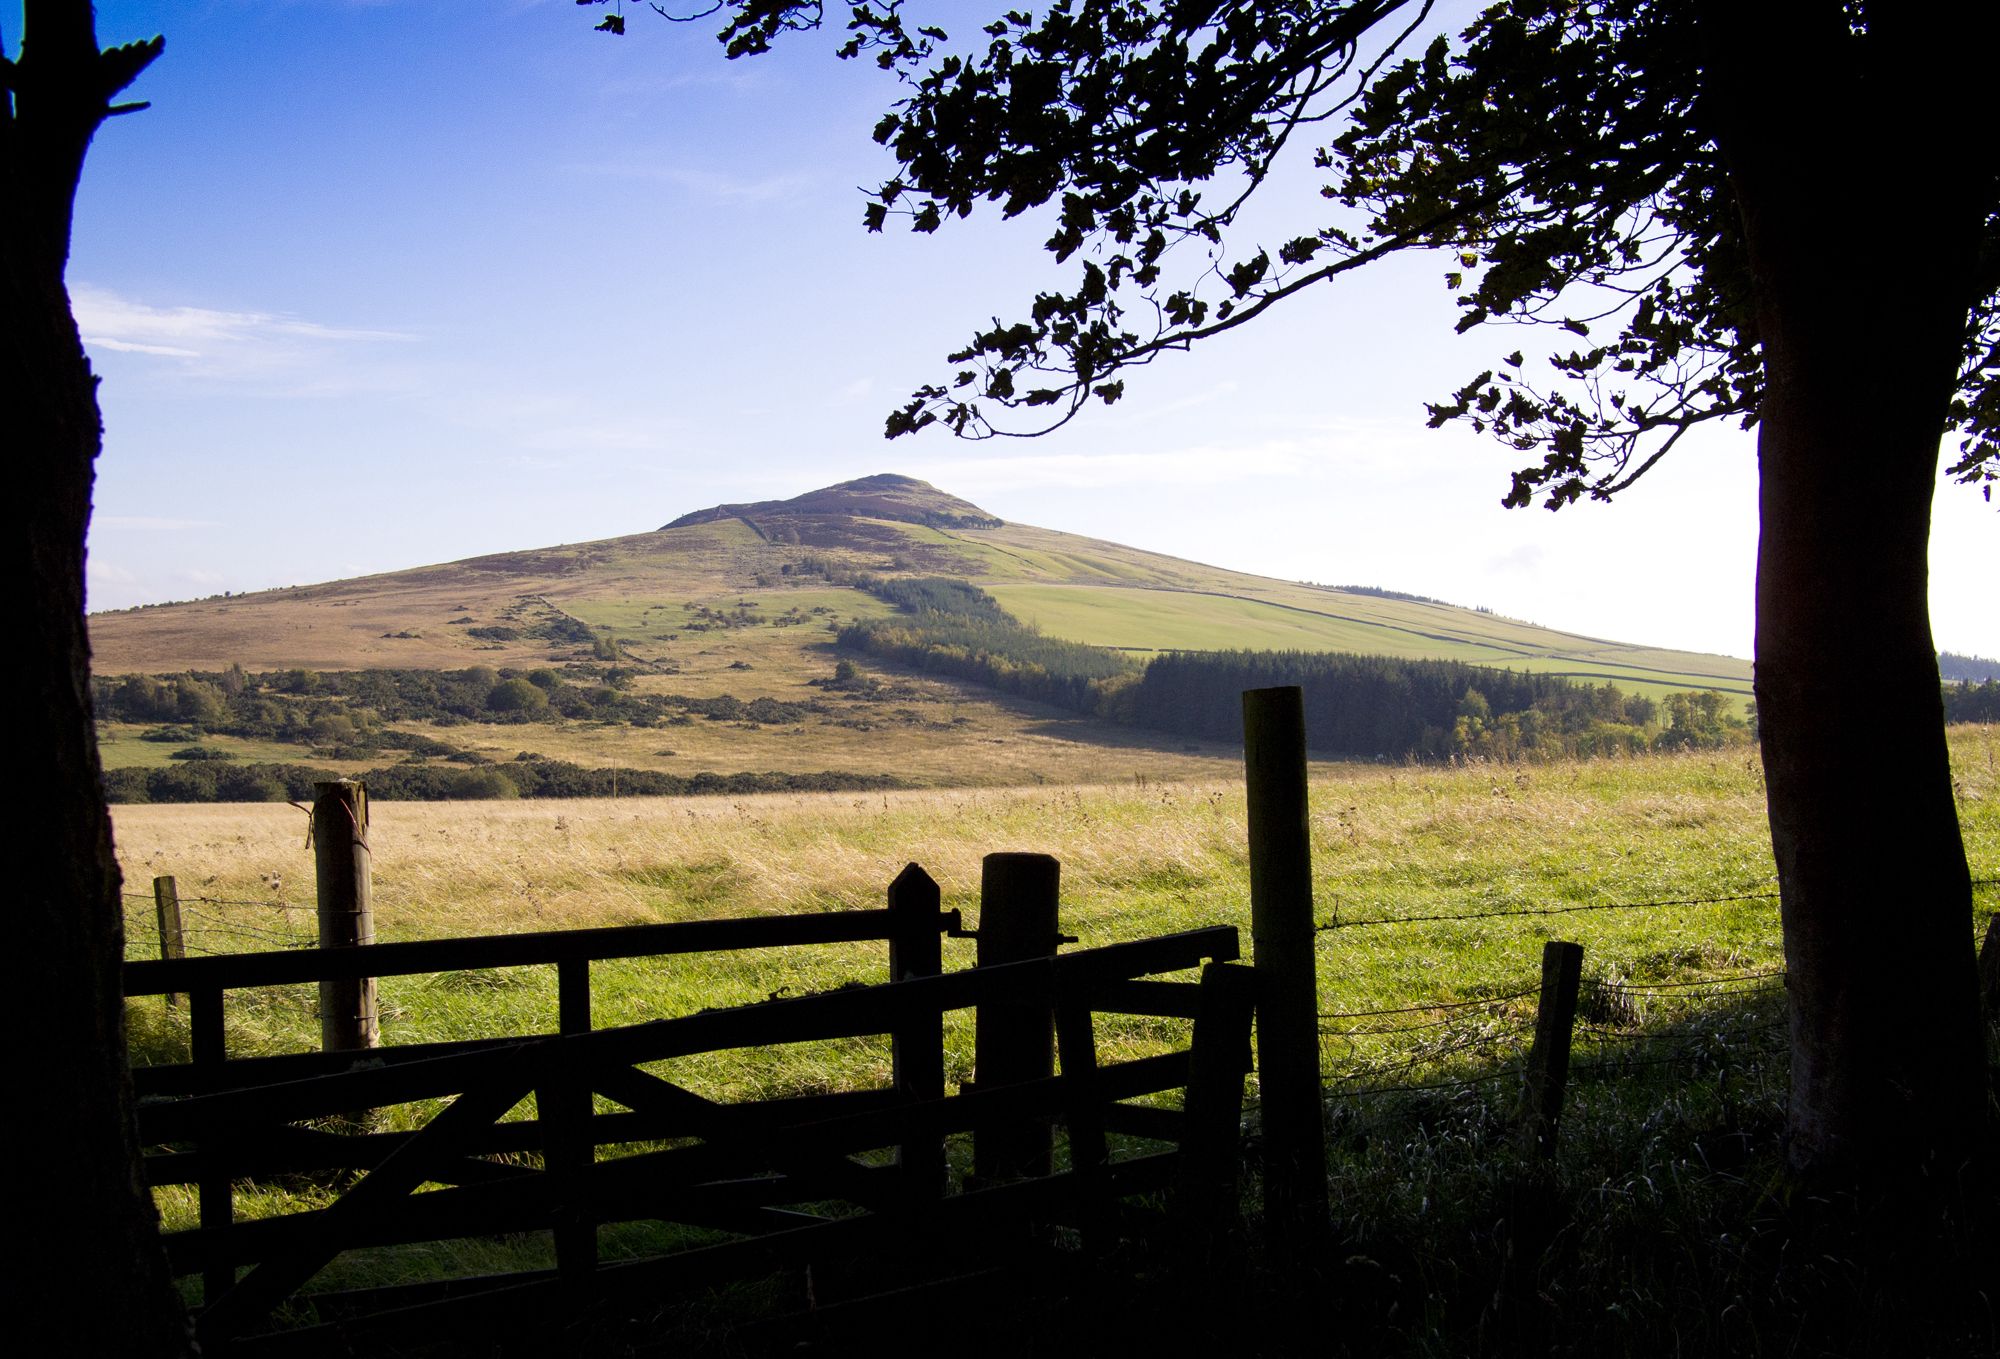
[127,876,1251,1354]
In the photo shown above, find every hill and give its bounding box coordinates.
[660,472,1004,531]
[87,474,1752,791]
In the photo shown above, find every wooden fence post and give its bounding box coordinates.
[154,874,185,1007]
[192,983,231,1305]
[1979,915,1999,1017]
[888,863,946,1204]
[312,780,378,1054]
[1521,940,1585,1160]
[1178,961,1259,1256]
[973,852,1061,1184]
[1241,685,1329,1245]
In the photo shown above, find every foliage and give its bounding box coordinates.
[1121,648,1716,759]
[101,756,902,804]
[1940,652,2000,684]
[839,574,1135,713]
[485,678,551,716]
[599,1,1998,510]
[1943,680,2000,725]
[860,573,1010,622]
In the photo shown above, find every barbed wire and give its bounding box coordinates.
[1322,1009,1522,1038]
[1593,969,1785,994]
[123,890,307,911]
[1316,887,1782,932]
[1319,986,1540,1021]
[1332,1066,1522,1101]
[1322,1021,1531,1085]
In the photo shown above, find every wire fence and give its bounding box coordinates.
[120,874,1995,1079]
[124,886,317,958]
[1318,970,1793,1104]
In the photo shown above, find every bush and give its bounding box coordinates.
[486,678,550,715]
[169,746,235,762]
[445,768,519,800]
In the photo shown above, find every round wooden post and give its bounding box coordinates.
[152,875,185,1007]
[1242,685,1329,1244]
[312,779,378,1053]
[973,852,1061,1184]
[888,863,947,1201]
[1521,939,1585,1160]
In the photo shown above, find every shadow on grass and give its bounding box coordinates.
[1293,988,2000,1358]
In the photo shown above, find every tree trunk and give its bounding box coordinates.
[4,4,189,1352]
[1705,4,1992,1180]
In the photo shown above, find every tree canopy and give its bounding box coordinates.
[594,0,1999,1184]
[594,0,1997,512]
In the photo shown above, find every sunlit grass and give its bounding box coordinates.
[114,726,2000,1330]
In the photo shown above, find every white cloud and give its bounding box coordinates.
[71,284,417,390]
[95,515,222,532]
[74,285,409,350]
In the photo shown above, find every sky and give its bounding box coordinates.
[56,0,1996,661]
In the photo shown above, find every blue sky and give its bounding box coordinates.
[58,0,1996,659]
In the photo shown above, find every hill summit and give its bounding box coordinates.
[661,473,1003,532]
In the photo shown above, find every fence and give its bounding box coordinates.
[117,698,2000,1350]
[124,850,1252,1354]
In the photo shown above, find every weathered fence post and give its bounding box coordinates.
[191,982,231,1305]
[888,863,946,1203]
[549,954,596,1276]
[1521,939,1585,1160]
[1241,685,1329,1245]
[153,874,185,1007]
[1979,915,1999,1017]
[312,779,378,1054]
[973,851,1061,1184]
[1178,960,1259,1256]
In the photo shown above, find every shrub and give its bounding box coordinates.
[486,678,550,715]
[445,768,519,800]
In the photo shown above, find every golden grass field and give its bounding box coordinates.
[116,725,1998,1028]
[115,726,1999,1299]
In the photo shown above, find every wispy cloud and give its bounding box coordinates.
[71,284,417,389]
[95,515,223,532]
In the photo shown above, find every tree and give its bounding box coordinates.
[598,0,1997,1181]
[3,3,188,1352]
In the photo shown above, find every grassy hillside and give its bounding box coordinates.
[89,476,1751,786]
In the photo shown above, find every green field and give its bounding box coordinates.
[988,581,1752,703]
[114,726,1999,1335]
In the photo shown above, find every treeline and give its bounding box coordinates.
[837,576,1136,714]
[831,576,1762,759]
[1943,679,2000,723]
[1940,652,2000,684]
[92,667,825,751]
[1115,650,1748,760]
[103,757,900,805]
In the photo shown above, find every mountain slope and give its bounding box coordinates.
[90,474,1749,700]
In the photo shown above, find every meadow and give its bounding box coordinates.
[113,726,2000,1349]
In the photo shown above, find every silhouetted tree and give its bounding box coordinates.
[3,2,188,1352]
[598,0,1998,1183]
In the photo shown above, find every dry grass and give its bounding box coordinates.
[115,725,2000,1005]
[114,728,2000,1323]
